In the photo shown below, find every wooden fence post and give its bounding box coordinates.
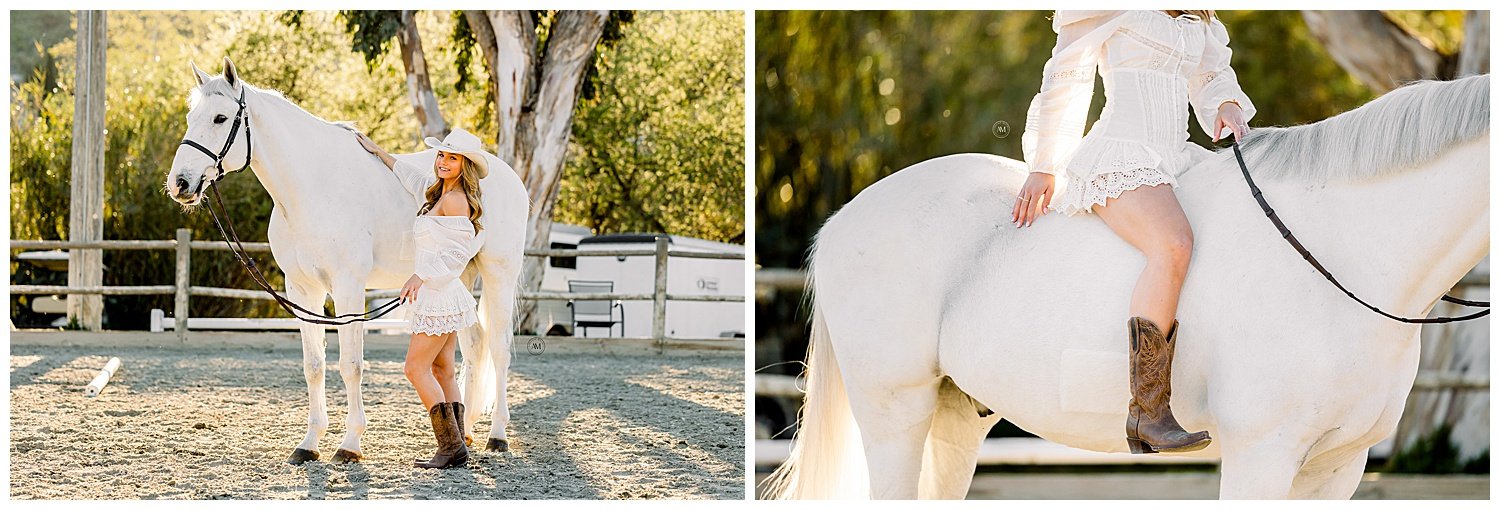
[175,228,191,343]
[67,10,107,330]
[653,237,669,352]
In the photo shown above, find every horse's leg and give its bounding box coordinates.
[478,259,518,452]
[849,377,941,499]
[455,268,484,446]
[288,281,329,465]
[1289,451,1369,499]
[1217,435,1307,499]
[329,283,368,463]
[918,378,1002,499]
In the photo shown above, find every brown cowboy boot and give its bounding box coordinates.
[414,402,469,468]
[452,401,473,446]
[1126,317,1211,454]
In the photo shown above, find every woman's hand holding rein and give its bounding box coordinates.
[1213,100,1249,143]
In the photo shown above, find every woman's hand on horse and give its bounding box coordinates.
[355,132,396,169]
[1214,101,1249,142]
[355,132,380,153]
[1012,172,1055,228]
[399,274,423,303]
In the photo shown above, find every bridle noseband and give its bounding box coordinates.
[179,87,252,182]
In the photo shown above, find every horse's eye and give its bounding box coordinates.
[214,114,228,124]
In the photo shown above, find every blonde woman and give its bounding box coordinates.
[356,128,489,468]
[1015,10,1254,454]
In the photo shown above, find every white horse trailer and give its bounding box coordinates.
[536,223,591,335]
[566,233,744,339]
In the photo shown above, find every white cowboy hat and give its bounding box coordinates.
[424,128,491,179]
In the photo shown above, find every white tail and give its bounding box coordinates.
[463,270,515,416]
[461,316,498,415]
[761,281,870,499]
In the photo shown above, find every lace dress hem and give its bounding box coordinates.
[1054,166,1179,216]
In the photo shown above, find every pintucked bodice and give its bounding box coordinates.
[1021,10,1258,189]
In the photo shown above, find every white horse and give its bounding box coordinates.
[765,74,1489,499]
[166,58,529,464]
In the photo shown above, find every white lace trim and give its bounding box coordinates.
[406,282,478,335]
[1056,167,1178,216]
[410,308,478,336]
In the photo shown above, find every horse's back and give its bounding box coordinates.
[811,152,1213,452]
[812,153,1121,390]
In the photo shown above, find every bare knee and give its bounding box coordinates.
[432,361,456,382]
[1147,228,1194,271]
[402,359,427,383]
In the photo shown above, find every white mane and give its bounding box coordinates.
[189,76,359,133]
[1235,74,1489,182]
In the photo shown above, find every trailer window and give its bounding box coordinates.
[550,242,577,269]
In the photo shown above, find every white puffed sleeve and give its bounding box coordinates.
[1188,17,1257,139]
[1021,11,1123,176]
[392,159,437,201]
[415,230,485,289]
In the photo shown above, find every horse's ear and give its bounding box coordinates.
[190,60,210,87]
[222,56,239,88]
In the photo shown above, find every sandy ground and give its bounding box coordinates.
[10,341,744,499]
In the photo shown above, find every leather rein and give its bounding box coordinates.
[180,88,403,325]
[1230,140,1488,324]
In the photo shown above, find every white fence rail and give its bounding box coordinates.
[11,229,745,349]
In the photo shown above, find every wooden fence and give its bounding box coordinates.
[11,229,744,349]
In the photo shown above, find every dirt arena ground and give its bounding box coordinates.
[10,334,744,499]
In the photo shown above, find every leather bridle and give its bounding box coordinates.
[180,87,252,182]
[1230,139,1488,324]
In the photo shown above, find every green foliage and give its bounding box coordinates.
[1383,424,1490,474]
[753,10,1409,268]
[580,11,637,102]
[9,11,72,79]
[448,11,479,93]
[555,11,745,243]
[337,10,403,72]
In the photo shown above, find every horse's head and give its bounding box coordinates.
[167,57,251,206]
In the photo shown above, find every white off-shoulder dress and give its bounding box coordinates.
[1022,10,1258,216]
[393,160,487,336]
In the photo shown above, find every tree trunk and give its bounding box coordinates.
[396,10,448,141]
[469,10,609,333]
[487,11,539,170]
[1301,10,1451,93]
[1457,11,1489,77]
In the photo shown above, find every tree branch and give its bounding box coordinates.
[1302,10,1451,93]
[397,10,449,140]
[487,10,538,170]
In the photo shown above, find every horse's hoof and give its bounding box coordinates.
[288,448,320,465]
[486,438,509,452]
[332,449,362,464]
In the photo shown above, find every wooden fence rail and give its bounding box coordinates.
[11,229,745,349]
